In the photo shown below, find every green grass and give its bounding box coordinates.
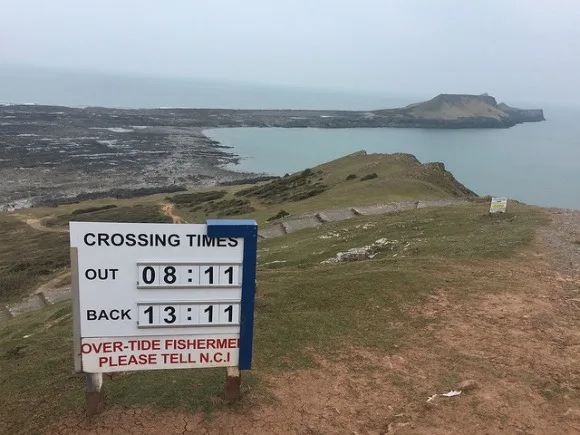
[44,204,172,228]
[166,189,255,217]
[192,198,255,217]
[234,168,328,204]
[172,153,477,225]
[0,201,549,433]
[14,192,174,220]
[0,205,171,303]
[257,203,547,269]
[168,190,227,207]
[0,216,69,302]
[0,304,82,433]
[254,262,437,370]
[70,204,118,216]
[253,203,548,368]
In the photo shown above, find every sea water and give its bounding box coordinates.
[206,106,580,209]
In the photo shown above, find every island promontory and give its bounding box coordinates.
[370,93,545,128]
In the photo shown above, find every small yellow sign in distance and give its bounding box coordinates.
[489,197,508,214]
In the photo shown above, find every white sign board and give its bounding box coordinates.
[70,222,246,373]
[489,197,508,214]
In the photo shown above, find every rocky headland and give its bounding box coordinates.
[371,94,545,128]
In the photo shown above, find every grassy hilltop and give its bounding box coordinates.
[0,151,474,303]
[170,150,476,225]
[2,151,573,434]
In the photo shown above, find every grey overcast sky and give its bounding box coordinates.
[1,0,579,104]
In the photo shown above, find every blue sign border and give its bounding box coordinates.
[207,219,257,370]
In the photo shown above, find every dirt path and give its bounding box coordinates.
[34,271,72,304]
[2,204,184,321]
[540,208,580,276]
[161,203,185,224]
[45,208,580,434]
[24,218,68,233]
[14,203,184,233]
[2,271,72,321]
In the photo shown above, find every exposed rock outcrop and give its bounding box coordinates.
[497,102,545,124]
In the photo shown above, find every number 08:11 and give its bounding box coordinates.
[137,303,240,327]
[137,264,240,287]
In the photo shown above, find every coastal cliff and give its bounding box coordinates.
[497,102,545,124]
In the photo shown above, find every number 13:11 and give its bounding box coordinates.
[138,303,240,327]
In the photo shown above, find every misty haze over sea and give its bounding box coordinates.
[1,67,579,210]
[0,66,418,110]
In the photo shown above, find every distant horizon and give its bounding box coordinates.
[0,64,569,111]
[2,1,579,109]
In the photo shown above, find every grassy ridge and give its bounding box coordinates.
[170,152,478,225]
[44,204,172,229]
[255,203,547,367]
[257,203,541,269]
[234,168,328,204]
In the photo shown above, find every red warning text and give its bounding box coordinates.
[80,335,240,373]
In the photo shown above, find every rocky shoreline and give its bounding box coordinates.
[0,106,258,209]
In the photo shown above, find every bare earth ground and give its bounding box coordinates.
[46,209,580,435]
[161,203,186,224]
[25,218,68,233]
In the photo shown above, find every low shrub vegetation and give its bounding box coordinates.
[235,169,328,204]
[267,209,290,221]
[168,190,227,206]
[70,204,117,215]
[45,204,172,228]
[360,173,378,181]
[192,199,255,217]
